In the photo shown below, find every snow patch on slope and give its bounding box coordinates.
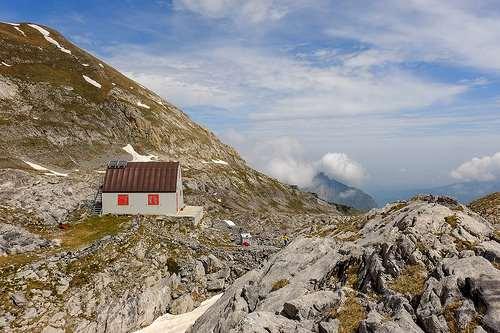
[82,75,102,89]
[23,160,68,177]
[14,26,26,36]
[223,220,236,227]
[137,101,150,109]
[135,294,222,333]
[28,24,72,54]
[212,159,229,165]
[122,144,158,162]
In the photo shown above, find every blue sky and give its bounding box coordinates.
[2,0,500,194]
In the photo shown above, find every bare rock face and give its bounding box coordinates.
[169,294,194,315]
[0,222,54,255]
[191,196,500,333]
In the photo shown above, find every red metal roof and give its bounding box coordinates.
[102,162,179,193]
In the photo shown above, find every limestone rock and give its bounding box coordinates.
[170,294,194,315]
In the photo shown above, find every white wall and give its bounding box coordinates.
[102,192,179,215]
[177,167,184,210]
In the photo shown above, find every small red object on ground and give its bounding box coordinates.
[58,223,70,230]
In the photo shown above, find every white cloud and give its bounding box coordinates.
[451,152,500,181]
[316,153,368,186]
[109,46,466,121]
[267,157,316,187]
[219,134,367,187]
[173,0,304,23]
[327,0,500,71]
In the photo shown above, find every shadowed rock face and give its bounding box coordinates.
[191,195,500,333]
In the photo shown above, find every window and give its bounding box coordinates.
[148,194,159,206]
[117,194,129,206]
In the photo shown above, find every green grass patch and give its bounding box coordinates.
[329,294,366,333]
[271,279,289,291]
[0,252,35,269]
[58,215,131,249]
[382,202,408,217]
[389,264,426,296]
[445,215,459,228]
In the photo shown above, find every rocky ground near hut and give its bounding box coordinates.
[192,195,500,333]
[0,168,345,333]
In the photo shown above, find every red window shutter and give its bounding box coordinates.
[117,194,129,206]
[148,194,159,206]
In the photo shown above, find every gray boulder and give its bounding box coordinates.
[170,294,194,315]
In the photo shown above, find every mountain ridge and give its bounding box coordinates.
[303,172,377,211]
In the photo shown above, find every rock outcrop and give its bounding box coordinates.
[192,195,500,333]
[469,192,500,226]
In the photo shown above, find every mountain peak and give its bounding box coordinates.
[304,172,377,211]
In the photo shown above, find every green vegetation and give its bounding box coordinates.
[0,252,35,269]
[469,192,500,212]
[345,263,360,288]
[443,300,478,333]
[445,215,459,228]
[389,264,426,296]
[381,202,408,217]
[286,198,304,211]
[271,279,289,291]
[58,215,131,249]
[66,245,115,288]
[329,294,366,333]
[453,238,476,252]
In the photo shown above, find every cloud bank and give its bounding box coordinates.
[224,136,368,187]
[316,153,368,186]
[451,152,500,182]
[268,151,368,187]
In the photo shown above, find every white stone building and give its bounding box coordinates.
[100,161,203,224]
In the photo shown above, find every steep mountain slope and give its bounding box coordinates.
[469,192,500,226]
[0,21,340,219]
[304,172,378,211]
[0,22,349,332]
[193,195,500,333]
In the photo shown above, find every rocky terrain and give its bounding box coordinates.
[469,192,500,227]
[0,22,347,332]
[192,195,500,333]
[304,173,378,211]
